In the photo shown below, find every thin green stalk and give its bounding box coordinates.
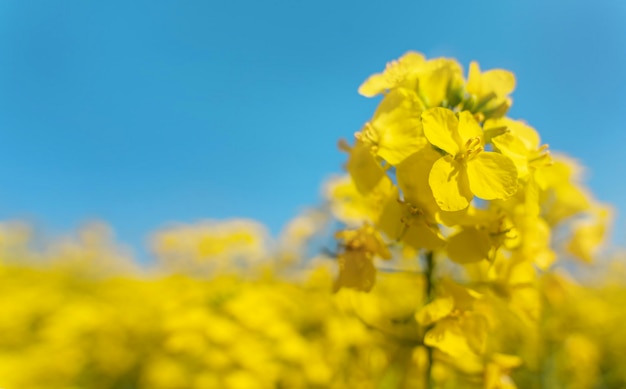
[424,251,435,389]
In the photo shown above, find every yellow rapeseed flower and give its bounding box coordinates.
[421,107,518,211]
[466,61,516,119]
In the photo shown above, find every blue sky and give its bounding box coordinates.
[0,0,625,260]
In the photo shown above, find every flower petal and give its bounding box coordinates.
[429,155,472,211]
[491,132,529,179]
[377,119,426,165]
[421,107,461,155]
[358,73,388,98]
[457,111,483,145]
[466,61,482,96]
[486,117,540,151]
[358,51,426,97]
[368,90,426,165]
[346,140,385,194]
[396,147,440,214]
[481,69,516,97]
[419,58,463,107]
[467,152,517,200]
[467,61,515,98]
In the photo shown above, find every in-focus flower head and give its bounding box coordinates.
[422,107,518,211]
[355,52,465,166]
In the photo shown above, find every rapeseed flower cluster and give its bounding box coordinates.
[328,51,615,387]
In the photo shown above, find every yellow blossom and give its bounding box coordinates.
[466,61,516,118]
[358,51,426,97]
[422,107,518,211]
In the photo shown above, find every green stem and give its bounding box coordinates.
[424,251,435,389]
[425,251,435,302]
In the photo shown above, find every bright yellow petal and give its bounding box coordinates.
[498,118,540,150]
[534,157,574,189]
[358,73,388,97]
[457,111,483,145]
[368,89,422,130]
[429,156,472,211]
[396,147,440,214]
[419,58,464,107]
[447,227,491,264]
[421,107,461,155]
[467,61,516,98]
[400,51,427,66]
[358,51,426,97]
[346,140,385,194]
[482,69,516,97]
[466,152,517,200]
[491,132,530,179]
[365,89,426,165]
[377,119,426,165]
[466,61,482,96]
[438,205,493,228]
[482,98,512,120]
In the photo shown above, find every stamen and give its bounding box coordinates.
[529,144,553,167]
[356,123,380,148]
[401,203,424,227]
[465,137,482,151]
[466,146,484,161]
